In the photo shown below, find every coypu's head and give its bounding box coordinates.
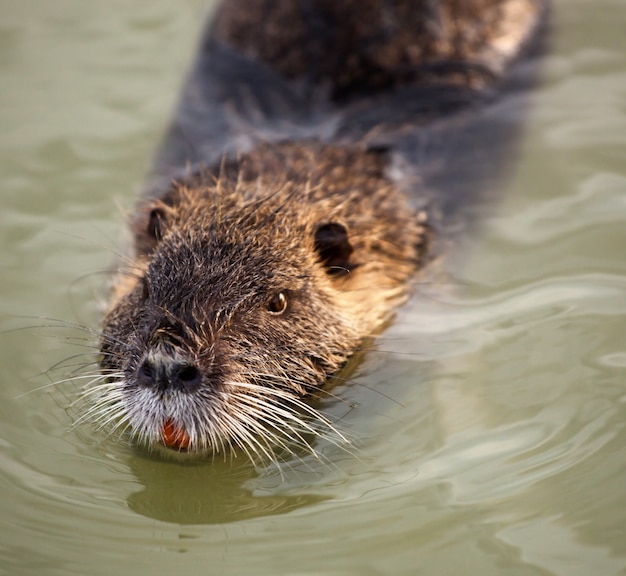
[93,144,429,462]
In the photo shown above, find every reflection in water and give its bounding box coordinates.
[125,452,328,525]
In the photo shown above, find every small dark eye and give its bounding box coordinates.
[267,292,288,315]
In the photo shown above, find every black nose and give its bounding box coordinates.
[137,354,202,392]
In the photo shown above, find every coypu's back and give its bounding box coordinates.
[211,0,545,99]
[94,0,549,461]
[148,0,547,222]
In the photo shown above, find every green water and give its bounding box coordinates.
[2,1,626,574]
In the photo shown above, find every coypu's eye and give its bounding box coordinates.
[267,292,288,315]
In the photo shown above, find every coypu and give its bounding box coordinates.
[88,0,548,461]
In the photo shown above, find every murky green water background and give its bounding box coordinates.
[1,1,626,574]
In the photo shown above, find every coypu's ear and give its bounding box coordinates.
[314,222,354,275]
[146,206,167,242]
[137,186,183,250]
[134,200,175,256]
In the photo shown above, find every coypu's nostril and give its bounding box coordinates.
[177,365,201,386]
[137,362,154,386]
[137,356,202,392]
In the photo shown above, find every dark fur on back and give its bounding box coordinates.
[211,0,544,98]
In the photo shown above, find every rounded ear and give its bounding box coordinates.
[147,207,167,241]
[134,200,174,256]
[314,222,354,275]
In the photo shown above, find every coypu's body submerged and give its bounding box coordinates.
[92,0,547,461]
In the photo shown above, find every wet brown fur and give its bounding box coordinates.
[99,143,428,457]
